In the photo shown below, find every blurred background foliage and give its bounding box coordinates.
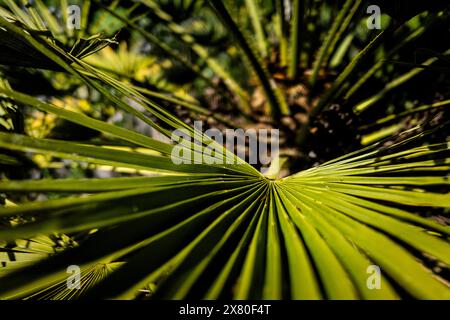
[0,0,448,180]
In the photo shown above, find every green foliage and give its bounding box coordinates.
[0,0,448,300]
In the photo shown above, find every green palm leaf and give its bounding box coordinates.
[0,1,448,301]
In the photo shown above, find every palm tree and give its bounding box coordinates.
[0,0,449,299]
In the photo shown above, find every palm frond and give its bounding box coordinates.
[287,0,305,79]
[0,1,448,301]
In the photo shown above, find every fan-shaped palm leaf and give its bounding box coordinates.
[0,2,448,301]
